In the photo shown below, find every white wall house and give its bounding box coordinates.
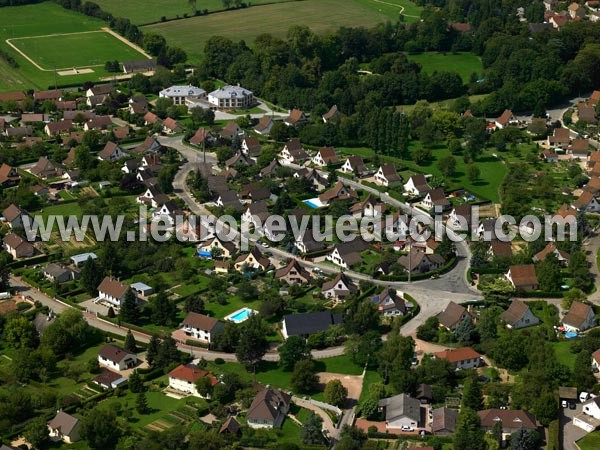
[97,344,137,371]
[159,85,206,105]
[208,85,255,110]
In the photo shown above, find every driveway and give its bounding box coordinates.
[317,372,363,408]
[561,403,589,450]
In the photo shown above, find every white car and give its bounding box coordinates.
[401,426,414,432]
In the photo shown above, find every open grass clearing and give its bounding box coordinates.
[143,0,394,64]
[407,52,483,82]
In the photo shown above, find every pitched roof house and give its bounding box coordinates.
[374,164,401,186]
[247,388,291,428]
[279,139,308,164]
[378,394,422,430]
[168,364,218,398]
[532,242,570,264]
[44,120,74,136]
[275,259,311,285]
[326,239,369,269]
[404,174,431,196]
[98,141,125,161]
[321,272,358,301]
[2,204,29,229]
[98,344,137,371]
[494,109,517,129]
[505,264,539,291]
[477,409,538,436]
[431,407,458,435]
[563,301,596,332]
[3,233,34,259]
[0,163,20,187]
[340,155,369,176]
[322,105,340,123]
[254,116,274,135]
[312,146,339,166]
[234,247,270,272]
[282,311,343,339]
[437,301,472,331]
[284,108,308,126]
[182,312,223,343]
[47,411,81,443]
[318,180,358,205]
[372,288,407,316]
[434,347,482,370]
[97,276,130,307]
[499,299,540,329]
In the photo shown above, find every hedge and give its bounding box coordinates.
[186,339,209,349]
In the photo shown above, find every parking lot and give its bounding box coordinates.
[561,403,590,450]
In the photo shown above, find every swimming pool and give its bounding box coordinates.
[224,307,257,323]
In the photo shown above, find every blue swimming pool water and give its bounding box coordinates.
[230,308,253,322]
[303,199,319,209]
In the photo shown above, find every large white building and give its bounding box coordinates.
[159,85,206,105]
[208,85,255,110]
[168,364,218,398]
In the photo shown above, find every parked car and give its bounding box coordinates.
[401,426,414,432]
[561,400,568,408]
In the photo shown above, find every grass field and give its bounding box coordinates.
[407,52,483,82]
[143,0,408,63]
[578,431,600,450]
[0,2,142,92]
[9,31,145,70]
[94,0,296,25]
[553,340,577,369]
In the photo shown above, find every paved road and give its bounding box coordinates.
[214,101,288,121]
[583,229,600,305]
[561,403,587,450]
[292,396,338,440]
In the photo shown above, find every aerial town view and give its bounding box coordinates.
[2,0,600,449]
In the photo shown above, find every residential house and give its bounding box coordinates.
[372,288,407,316]
[86,84,115,98]
[159,85,205,105]
[279,139,308,164]
[404,174,431,196]
[547,127,570,148]
[579,104,597,123]
[144,112,160,126]
[137,186,168,208]
[398,251,445,274]
[294,167,328,191]
[47,411,81,444]
[448,205,474,231]
[241,136,262,157]
[197,236,236,259]
[574,190,600,212]
[281,311,343,339]
[477,409,539,438]
[568,2,587,18]
[505,264,539,291]
[32,312,55,335]
[113,126,129,140]
[327,239,369,269]
[122,158,142,174]
[181,312,223,343]
[189,128,212,147]
[340,155,369,177]
[434,347,483,370]
[563,301,596,332]
[421,188,451,211]
[312,146,339,166]
[321,272,358,301]
[44,120,73,136]
[2,204,29,229]
[20,113,49,125]
[500,299,540,329]
[4,126,33,138]
[432,407,458,436]
[234,247,270,272]
[97,141,124,161]
[437,301,472,331]
[295,228,327,254]
[284,109,308,126]
[350,194,383,218]
[128,96,148,114]
[3,233,34,259]
[246,388,291,429]
[254,116,274,135]
[208,85,255,110]
[374,164,401,186]
[322,105,340,123]
[225,152,254,169]
[34,90,62,102]
[97,344,137,371]
[576,397,600,432]
[92,369,127,389]
[168,364,218,397]
[42,263,79,283]
[0,163,20,187]
[378,394,422,430]
[84,116,112,132]
[540,149,559,162]
[532,242,570,264]
[571,139,591,159]
[153,200,182,225]
[162,117,181,134]
[494,109,517,129]
[275,259,311,285]
[220,121,244,140]
[97,276,129,307]
[29,156,61,179]
[318,181,358,205]
[593,349,600,371]
[122,59,156,74]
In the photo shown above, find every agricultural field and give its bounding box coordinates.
[0,2,146,92]
[143,0,417,63]
[407,52,484,82]
[93,0,297,25]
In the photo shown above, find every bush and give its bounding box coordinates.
[214,357,225,365]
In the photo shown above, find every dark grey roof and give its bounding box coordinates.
[283,311,343,336]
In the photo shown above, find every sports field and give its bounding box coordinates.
[407,52,483,82]
[8,31,146,71]
[0,2,145,92]
[143,0,421,63]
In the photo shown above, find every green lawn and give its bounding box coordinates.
[353,0,422,20]
[143,0,394,64]
[10,31,146,70]
[315,354,363,375]
[577,430,600,450]
[0,2,140,92]
[358,370,382,404]
[407,52,483,82]
[94,0,296,25]
[553,341,577,369]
